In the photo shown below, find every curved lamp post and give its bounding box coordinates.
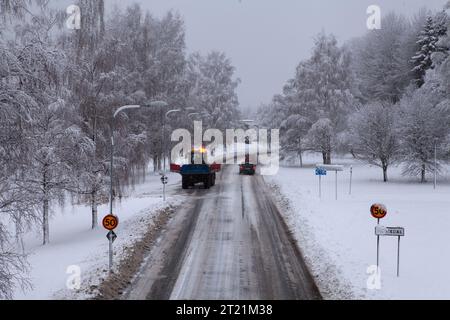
[161,109,181,201]
[107,101,168,272]
[110,101,168,215]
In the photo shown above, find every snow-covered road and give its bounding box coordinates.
[126,165,321,300]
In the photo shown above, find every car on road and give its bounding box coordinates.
[239,163,256,175]
[239,151,256,175]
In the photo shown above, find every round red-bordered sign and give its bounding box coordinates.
[102,214,119,231]
[371,204,387,219]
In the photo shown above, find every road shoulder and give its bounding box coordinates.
[263,178,356,300]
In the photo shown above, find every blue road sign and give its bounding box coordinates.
[315,168,327,176]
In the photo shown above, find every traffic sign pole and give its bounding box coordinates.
[349,166,353,195]
[371,204,404,277]
[161,175,168,201]
[397,236,401,277]
[109,237,113,272]
[316,165,343,200]
[103,215,119,273]
[315,167,326,199]
[319,175,322,199]
[371,204,387,269]
[335,171,338,201]
[163,182,166,202]
[377,218,380,268]
[434,143,437,190]
[375,225,404,277]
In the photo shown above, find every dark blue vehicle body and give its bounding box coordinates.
[180,164,212,175]
[179,164,217,189]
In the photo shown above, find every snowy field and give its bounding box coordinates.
[265,154,450,300]
[13,172,182,300]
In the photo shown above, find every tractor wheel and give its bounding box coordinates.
[204,176,211,189]
[182,177,189,189]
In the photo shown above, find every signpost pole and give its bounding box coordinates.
[103,215,119,273]
[376,218,380,269]
[335,171,338,201]
[319,175,322,199]
[110,134,114,217]
[349,166,353,195]
[397,236,401,277]
[109,237,113,272]
[434,143,437,190]
[163,179,166,202]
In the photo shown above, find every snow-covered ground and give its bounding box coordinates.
[265,154,450,300]
[13,171,182,300]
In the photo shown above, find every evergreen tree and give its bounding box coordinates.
[411,16,440,87]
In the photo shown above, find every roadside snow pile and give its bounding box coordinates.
[265,154,450,300]
[13,173,182,300]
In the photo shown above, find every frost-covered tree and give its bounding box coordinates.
[0,0,59,295]
[403,5,449,183]
[10,7,87,243]
[0,0,29,20]
[307,118,333,164]
[348,103,399,182]
[258,33,354,164]
[352,13,412,103]
[74,0,105,58]
[411,15,448,87]
[295,33,354,163]
[186,51,240,130]
[0,234,29,299]
[281,114,311,167]
[277,81,311,166]
[0,101,33,297]
[398,88,450,182]
[21,101,90,245]
[411,16,438,87]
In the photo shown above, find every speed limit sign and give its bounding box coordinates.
[102,214,119,231]
[371,204,387,220]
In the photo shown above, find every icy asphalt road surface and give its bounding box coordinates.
[126,165,321,300]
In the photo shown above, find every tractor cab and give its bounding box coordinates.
[190,146,207,165]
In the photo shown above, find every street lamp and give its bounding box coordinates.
[110,101,168,216]
[166,109,182,120]
[107,101,167,272]
[188,112,201,120]
[161,109,181,202]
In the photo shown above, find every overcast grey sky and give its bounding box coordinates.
[98,0,447,109]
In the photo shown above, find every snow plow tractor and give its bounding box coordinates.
[171,146,221,190]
